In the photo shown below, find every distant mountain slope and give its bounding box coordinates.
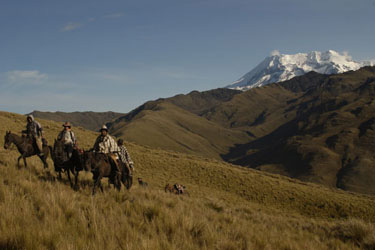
[222,66,375,194]
[109,101,249,160]
[226,50,373,90]
[108,66,375,195]
[30,111,124,131]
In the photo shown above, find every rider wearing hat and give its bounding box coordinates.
[93,125,121,174]
[93,125,119,154]
[57,122,77,159]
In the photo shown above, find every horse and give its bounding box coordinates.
[3,131,49,169]
[49,139,84,189]
[83,152,132,195]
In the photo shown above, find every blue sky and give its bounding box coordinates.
[0,0,374,114]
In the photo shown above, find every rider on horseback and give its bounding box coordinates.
[57,122,77,160]
[93,125,121,175]
[25,115,44,156]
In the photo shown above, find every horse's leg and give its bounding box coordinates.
[74,170,79,190]
[23,157,27,168]
[66,168,73,188]
[17,156,22,168]
[115,174,122,191]
[38,155,48,169]
[92,173,101,195]
[126,174,133,190]
[43,155,48,169]
[99,179,104,192]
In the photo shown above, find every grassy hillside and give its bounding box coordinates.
[30,111,124,131]
[1,111,375,249]
[108,101,250,160]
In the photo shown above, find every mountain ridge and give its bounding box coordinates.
[29,110,124,131]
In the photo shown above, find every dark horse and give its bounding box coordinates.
[49,139,84,189]
[84,152,132,195]
[3,131,49,169]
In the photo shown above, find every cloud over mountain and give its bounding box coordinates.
[227,50,374,90]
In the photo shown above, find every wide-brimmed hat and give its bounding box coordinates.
[63,122,72,127]
[100,125,108,131]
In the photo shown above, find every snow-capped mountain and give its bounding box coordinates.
[227,50,374,90]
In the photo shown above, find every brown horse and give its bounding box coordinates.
[83,152,132,195]
[3,131,49,169]
[49,139,85,189]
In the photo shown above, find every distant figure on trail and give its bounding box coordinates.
[93,125,121,174]
[174,183,184,194]
[165,183,188,195]
[24,115,44,156]
[138,178,148,187]
[117,139,134,171]
[57,122,77,161]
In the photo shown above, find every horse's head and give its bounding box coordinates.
[53,139,66,165]
[70,147,85,171]
[83,151,94,171]
[4,131,12,150]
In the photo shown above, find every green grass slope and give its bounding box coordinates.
[109,101,250,160]
[1,111,375,249]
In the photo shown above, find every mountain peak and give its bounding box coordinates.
[227,50,374,90]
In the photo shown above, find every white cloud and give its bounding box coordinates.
[7,70,48,85]
[61,13,123,32]
[270,50,281,56]
[61,22,83,32]
[103,13,124,19]
[342,50,355,61]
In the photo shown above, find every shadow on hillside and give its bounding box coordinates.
[34,168,94,190]
[221,113,316,179]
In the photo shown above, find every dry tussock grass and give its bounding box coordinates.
[0,111,375,249]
